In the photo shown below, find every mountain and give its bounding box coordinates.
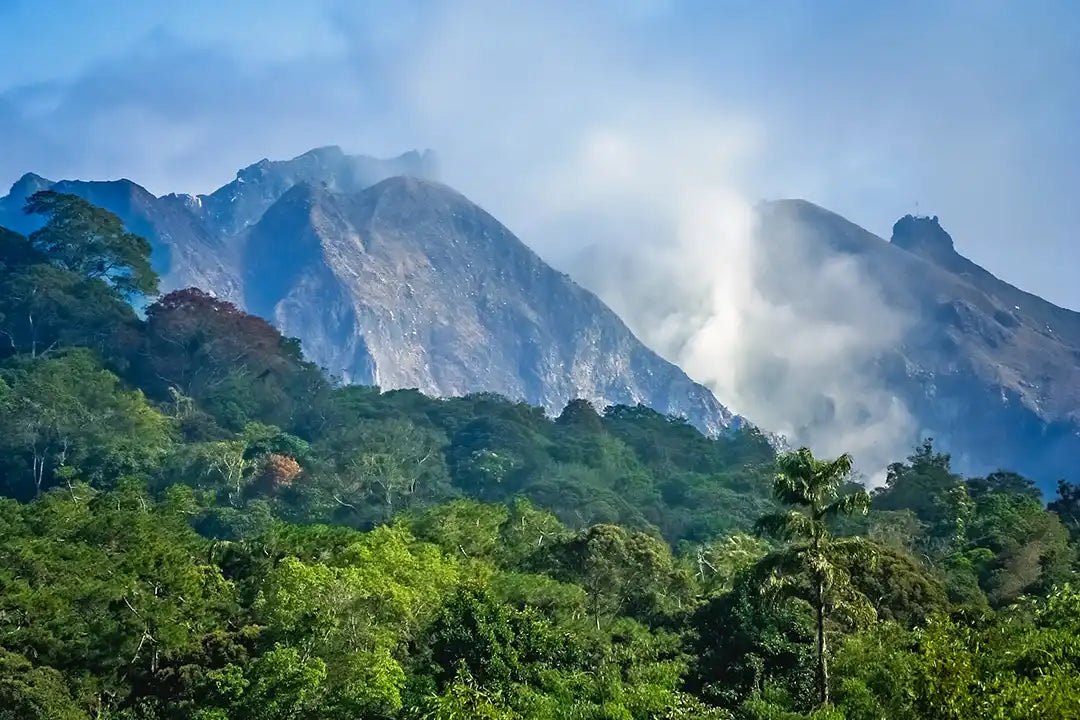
[192,145,440,236]
[757,200,1080,490]
[0,148,736,434]
[0,147,441,300]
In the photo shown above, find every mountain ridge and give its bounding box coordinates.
[239,175,737,430]
[6,151,1078,486]
[757,199,1080,487]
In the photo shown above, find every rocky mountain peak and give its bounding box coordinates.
[0,173,56,234]
[363,175,474,222]
[891,214,957,261]
[754,201,1080,491]
[235,173,737,432]
[295,144,347,161]
[202,147,440,236]
[54,178,156,204]
[7,172,53,200]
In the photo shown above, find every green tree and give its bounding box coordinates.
[0,230,140,362]
[907,587,1080,720]
[966,490,1074,605]
[1048,479,1080,545]
[237,645,327,720]
[837,545,949,626]
[162,422,307,509]
[255,526,459,716]
[687,572,815,710]
[406,500,510,563]
[23,191,158,298]
[873,439,970,556]
[754,448,873,708]
[418,670,520,720]
[315,417,451,526]
[0,351,172,498]
[426,584,523,688]
[534,523,691,628]
[0,484,237,710]
[0,650,88,720]
[688,533,769,595]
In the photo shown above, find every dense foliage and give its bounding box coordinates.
[1,196,1078,718]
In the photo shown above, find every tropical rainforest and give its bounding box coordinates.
[1,192,1078,719]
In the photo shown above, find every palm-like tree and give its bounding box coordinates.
[754,447,874,707]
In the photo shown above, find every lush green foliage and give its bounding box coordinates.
[753,450,872,707]
[1,205,1078,718]
[23,191,158,298]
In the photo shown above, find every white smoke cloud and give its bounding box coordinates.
[513,121,918,482]
[343,1,919,480]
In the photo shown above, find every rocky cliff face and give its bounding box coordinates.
[240,177,735,430]
[757,200,1080,489]
[0,148,736,434]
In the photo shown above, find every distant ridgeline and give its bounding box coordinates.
[0,184,1078,718]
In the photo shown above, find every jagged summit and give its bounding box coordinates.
[295,144,348,160]
[891,213,957,258]
[7,172,53,199]
[198,147,441,235]
[366,173,452,193]
[229,147,438,190]
[0,173,58,233]
[358,175,492,227]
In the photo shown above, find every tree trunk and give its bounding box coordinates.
[34,456,43,497]
[816,578,829,707]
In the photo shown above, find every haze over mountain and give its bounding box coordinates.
[0,147,737,435]
[753,201,1080,486]
[5,145,1080,490]
[567,194,1080,492]
[0,147,439,299]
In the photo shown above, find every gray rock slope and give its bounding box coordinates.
[758,200,1080,489]
[0,147,736,433]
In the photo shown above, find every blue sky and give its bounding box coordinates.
[2,0,1079,308]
